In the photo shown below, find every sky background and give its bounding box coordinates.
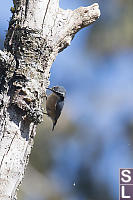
[1,0,133,200]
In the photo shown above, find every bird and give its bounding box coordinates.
[46,86,66,131]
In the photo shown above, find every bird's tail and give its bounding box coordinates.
[52,120,57,131]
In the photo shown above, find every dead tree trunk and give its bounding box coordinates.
[0,0,100,199]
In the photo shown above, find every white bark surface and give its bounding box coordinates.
[0,0,100,199]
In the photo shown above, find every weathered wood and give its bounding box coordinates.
[0,0,100,199]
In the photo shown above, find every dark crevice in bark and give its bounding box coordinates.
[0,132,16,169]
[42,0,51,30]
[25,0,29,19]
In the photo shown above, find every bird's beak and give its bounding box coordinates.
[46,87,53,91]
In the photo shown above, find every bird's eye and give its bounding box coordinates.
[53,86,58,91]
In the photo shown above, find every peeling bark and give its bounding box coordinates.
[0,0,100,199]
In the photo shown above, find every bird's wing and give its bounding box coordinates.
[55,100,64,119]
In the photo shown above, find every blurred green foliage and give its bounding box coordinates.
[88,0,133,55]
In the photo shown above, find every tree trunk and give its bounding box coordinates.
[0,0,100,199]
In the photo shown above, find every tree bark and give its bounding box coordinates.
[0,0,100,199]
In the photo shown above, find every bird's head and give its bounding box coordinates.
[46,86,66,98]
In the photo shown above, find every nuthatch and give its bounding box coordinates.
[46,86,66,131]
